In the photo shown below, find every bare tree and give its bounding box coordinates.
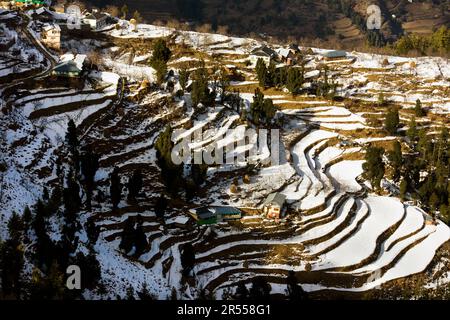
[87,51,103,70]
[105,5,120,18]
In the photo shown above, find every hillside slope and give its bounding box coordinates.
[88,0,449,46]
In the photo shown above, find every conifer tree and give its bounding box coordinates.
[385,107,400,135]
[363,146,385,191]
[249,277,271,300]
[155,195,168,220]
[180,242,195,276]
[127,169,143,203]
[255,58,267,87]
[235,282,249,300]
[110,167,122,210]
[179,68,190,92]
[80,146,99,211]
[388,141,403,183]
[119,216,136,254]
[415,99,426,117]
[407,116,418,143]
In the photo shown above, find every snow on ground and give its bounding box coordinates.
[314,196,405,270]
[328,160,364,193]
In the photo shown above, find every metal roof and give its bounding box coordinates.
[251,45,276,57]
[322,50,347,58]
[262,192,286,208]
[211,206,241,215]
[53,61,82,74]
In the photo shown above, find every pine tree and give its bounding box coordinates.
[249,277,271,300]
[153,58,168,84]
[137,283,154,300]
[363,146,385,191]
[66,119,78,153]
[415,99,425,117]
[126,286,135,300]
[388,141,403,183]
[250,88,276,126]
[73,252,101,290]
[286,67,303,95]
[80,146,99,211]
[134,219,148,257]
[150,39,172,65]
[30,260,66,299]
[110,167,122,210]
[407,116,418,143]
[378,93,385,106]
[179,68,190,92]
[85,219,100,245]
[0,213,25,298]
[180,242,195,276]
[385,107,400,135]
[63,170,81,243]
[155,195,168,220]
[400,178,408,201]
[191,62,214,107]
[7,211,24,241]
[119,216,136,254]
[286,270,307,300]
[234,282,249,300]
[22,206,32,230]
[155,126,183,193]
[127,169,143,203]
[255,58,267,87]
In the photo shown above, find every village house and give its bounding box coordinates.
[52,54,86,77]
[249,45,277,66]
[82,11,109,30]
[188,206,242,225]
[41,23,60,50]
[277,48,296,65]
[262,192,286,220]
[15,0,45,7]
[321,50,347,61]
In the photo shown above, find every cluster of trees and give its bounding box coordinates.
[255,58,305,94]
[155,125,208,198]
[150,39,172,84]
[401,125,450,222]
[119,215,149,257]
[233,271,307,300]
[191,63,216,107]
[189,61,231,107]
[395,26,450,56]
[255,59,337,98]
[249,88,277,126]
[110,167,145,209]
[0,195,101,299]
[363,125,450,224]
[315,64,338,98]
[383,100,426,136]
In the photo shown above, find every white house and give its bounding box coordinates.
[249,45,277,66]
[82,11,108,30]
[41,23,61,50]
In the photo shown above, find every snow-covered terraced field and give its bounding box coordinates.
[1,17,449,300]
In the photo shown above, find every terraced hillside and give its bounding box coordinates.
[89,0,449,45]
[1,9,450,300]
